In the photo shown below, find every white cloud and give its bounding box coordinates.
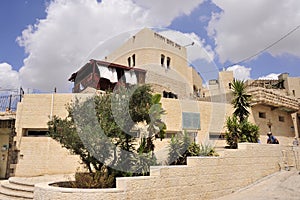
[0,63,20,90]
[16,0,204,92]
[208,0,300,63]
[226,65,251,81]
[133,0,204,26]
[159,30,215,63]
[258,73,280,80]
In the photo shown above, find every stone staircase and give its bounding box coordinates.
[0,174,73,200]
[0,178,34,200]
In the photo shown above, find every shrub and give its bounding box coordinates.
[168,132,218,165]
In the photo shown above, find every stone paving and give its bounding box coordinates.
[215,170,300,200]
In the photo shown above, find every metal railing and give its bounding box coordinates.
[0,94,22,112]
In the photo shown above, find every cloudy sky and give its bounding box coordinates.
[0,0,300,92]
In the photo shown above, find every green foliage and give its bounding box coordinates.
[168,134,188,165]
[48,114,105,173]
[225,116,240,149]
[231,79,251,123]
[133,139,158,176]
[48,84,166,188]
[239,120,259,143]
[225,116,259,148]
[226,80,260,148]
[72,168,115,188]
[199,143,219,157]
[187,142,200,156]
[168,132,218,165]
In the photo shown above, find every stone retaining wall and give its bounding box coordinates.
[34,143,300,200]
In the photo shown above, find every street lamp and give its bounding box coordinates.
[267,119,272,132]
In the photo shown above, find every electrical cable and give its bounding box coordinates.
[227,24,300,67]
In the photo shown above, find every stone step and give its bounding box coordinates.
[0,193,31,200]
[0,185,33,199]
[8,177,37,187]
[1,180,34,193]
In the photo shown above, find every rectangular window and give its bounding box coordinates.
[279,116,285,122]
[127,57,131,67]
[209,132,225,140]
[259,112,266,118]
[132,54,135,67]
[166,57,171,69]
[26,130,49,137]
[161,54,165,66]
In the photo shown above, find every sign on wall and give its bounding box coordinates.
[182,112,200,130]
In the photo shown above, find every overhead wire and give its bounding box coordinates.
[227,24,300,68]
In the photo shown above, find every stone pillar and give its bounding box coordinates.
[291,112,299,138]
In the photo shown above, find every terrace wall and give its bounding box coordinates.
[34,143,300,200]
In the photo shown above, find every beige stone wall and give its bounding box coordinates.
[106,28,202,98]
[15,94,72,142]
[141,64,193,99]
[34,143,300,200]
[13,90,299,177]
[286,77,300,100]
[15,137,81,177]
[107,28,187,69]
[251,104,295,138]
[191,67,203,91]
[161,98,234,143]
[218,71,233,92]
[14,93,90,177]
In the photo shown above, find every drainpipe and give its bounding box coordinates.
[50,88,55,120]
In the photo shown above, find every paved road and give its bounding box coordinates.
[215,170,300,200]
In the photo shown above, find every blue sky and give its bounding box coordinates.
[0,0,300,92]
[0,0,47,70]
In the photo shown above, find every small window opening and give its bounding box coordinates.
[166,57,171,68]
[27,130,49,137]
[127,57,131,67]
[279,116,285,122]
[229,83,232,89]
[132,54,135,67]
[161,54,165,66]
[259,112,266,118]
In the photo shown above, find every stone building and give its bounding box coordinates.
[7,28,300,177]
[246,73,300,141]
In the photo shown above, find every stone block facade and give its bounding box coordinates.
[34,143,300,200]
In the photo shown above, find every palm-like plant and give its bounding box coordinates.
[231,79,251,122]
[225,79,259,148]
